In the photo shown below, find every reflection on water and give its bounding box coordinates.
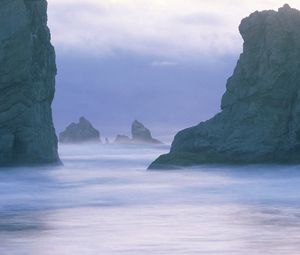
[1,144,300,254]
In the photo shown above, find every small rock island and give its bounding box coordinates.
[59,117,101,144]
[131,120,162,144]
[115,120,162,145]
[150,4,300,169]
[0,0,59,166]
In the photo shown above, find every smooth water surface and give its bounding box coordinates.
[1,144,300,254]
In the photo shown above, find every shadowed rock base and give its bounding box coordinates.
[149,4,300,169]
[149,151,300,170]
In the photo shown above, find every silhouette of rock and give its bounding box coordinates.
[114,121,162,145]
[59,117,101,144]
[132,120,162,144]
[150,5,300,169]
[0,0,59,165]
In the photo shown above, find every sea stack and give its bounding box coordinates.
[59,117,101,144]
[114,120,162,145]
[131,120,162,144]
[0,0,59,165]
[150,5,300,169]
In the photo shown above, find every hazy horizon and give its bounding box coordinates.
[49,1,300,140]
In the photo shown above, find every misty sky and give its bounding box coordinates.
[48,0,300,141]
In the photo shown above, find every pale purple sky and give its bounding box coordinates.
[47,1,299,141]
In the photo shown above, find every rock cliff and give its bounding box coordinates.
[0,0,59,165]
[150,4,300,169]
[59,117,101,144]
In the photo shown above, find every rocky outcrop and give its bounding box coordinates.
[114,121,162,145]
[149,4,300,169]
[59,117,101,144]
[114,135,131,144]
[0,0,59,165]
[131,120,162,144]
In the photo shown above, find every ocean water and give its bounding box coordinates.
[1,144,300,254]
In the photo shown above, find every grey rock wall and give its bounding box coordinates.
[0,0,59,165]
[150,4,300,169]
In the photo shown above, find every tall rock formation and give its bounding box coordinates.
[150,4,300,169]
[0,0,59,165]
[59,117,101,144]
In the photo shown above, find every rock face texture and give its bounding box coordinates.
[131,120,162,144]
[0,0,59,165]
[59,117,101,144]
[150,4,300,169]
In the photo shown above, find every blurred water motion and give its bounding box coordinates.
[1,144,300,254]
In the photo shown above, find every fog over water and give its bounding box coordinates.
[1,144,300,254]
[49,1,300,138]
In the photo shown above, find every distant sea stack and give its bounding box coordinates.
[114,120,162,145]
[149,5,300,169]
[0,0,59,165]
[131,120,162,144]
[59,117,101,144]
